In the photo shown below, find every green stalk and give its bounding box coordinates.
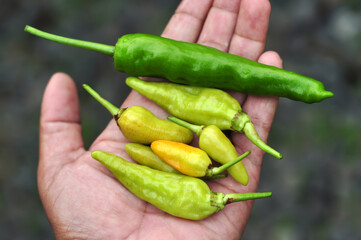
[82,84,123,117]
[243,123,282,159]
[206,151,251,176]
[231,111,282,159]
[224,192,272,204]
[24,25,115,56]
[167,116,203,136]
[201,174,227,180]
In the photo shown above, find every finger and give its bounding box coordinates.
[137,0,240,114]
[144,0,211,109]
[233,51,282,187]
[229,0,271,60]
[224,0,271,104]
[129,0,211,111]
[197,0,240,51]
[162,0,213,42]
[39,73,84,169]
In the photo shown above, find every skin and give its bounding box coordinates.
[38,0,282,239]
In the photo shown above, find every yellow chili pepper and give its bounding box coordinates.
[168,116,249,185]
[83,84,193,144]
[151,140,250,178]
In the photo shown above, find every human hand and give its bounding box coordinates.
[38,0,282,239]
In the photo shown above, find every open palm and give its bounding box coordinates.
[38,0,282,239]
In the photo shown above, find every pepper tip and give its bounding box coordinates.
[324,91,334,99]
[90,150,101,159]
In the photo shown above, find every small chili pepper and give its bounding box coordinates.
[151,140,251,178]
[91,150,272,220]
[83,84,193,145]
[126,77,282,159]
[125,143,181,174]
[168,116,249,185]
[125,143,226,179]
[24,25,333,103]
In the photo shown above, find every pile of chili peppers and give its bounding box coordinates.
[25,25,334,220]
[84,83,271,220]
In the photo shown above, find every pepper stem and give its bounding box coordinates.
[83,84,122,117]
[167,116,203,136]
[24,25,115,56]
[243,122,283,159]
[224,192,272,204]
[207,151,251,176]
[202,174,227,180]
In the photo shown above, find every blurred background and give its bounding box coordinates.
[0,0,360,239]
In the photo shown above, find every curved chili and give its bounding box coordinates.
[91,150,272,220]
[126,77,282,159]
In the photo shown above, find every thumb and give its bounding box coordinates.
[39,73,84,172]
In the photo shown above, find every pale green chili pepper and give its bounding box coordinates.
[126,76,282,159]
[91,150,272,220]
[83,84,193,144]
[125,143,181,174]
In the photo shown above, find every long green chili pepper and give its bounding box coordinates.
[168,116,249,185]
[126,77,282,159]
[83,84,193,145]
[24,25,333,103]
[91,150,272,220]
